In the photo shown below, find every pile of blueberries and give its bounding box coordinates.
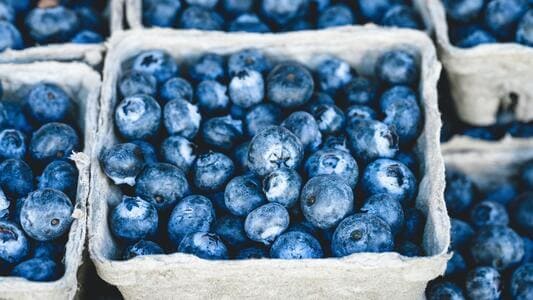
[0,83,81,281]
[100,46,428,261]
[443,0,533,48]
[142,0,424,32]
[0,0,108,52]
[426,161,533,299]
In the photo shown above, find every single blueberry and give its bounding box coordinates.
[70,30,104,44]
[356,0,394,23]
[228,48,271,76]
[38,160,78,199]
[188,53,226,82]
[213,215,248,249]
[344,77,378,106]
[300,175,354,229]
[10,257,60,282]
[123,240,164,259]
[0,129,26,160]
[142,0,182,28]
[445,168,476,216]
[281,111,322,152]
[484,0,528,40]
[470,225,524,270]
[163,99,201,139]
[30,122,79,163]
[32,238,65,260]
[223,0,253,15]
[511,263,533,300]
[244,202,289,245]
[394,152,418,175]
[0,159,33,198]
[168,195,215,246]
[229,14,271,33]
[470,200,509,228]
[196,80,230,115]
[99,143,146,186]
[517,10,533,46]
[179,6,224,30]
[115,94,161,140]
[224,174,266,216]
[201,115,243,150]
[396,240,423,257]
[263,167,302,208]
[261,0,307,26]
[3,102,33,135]
[305,149,358,189]
[346,118,399,163]
[310,103,345,135]
[245,103,282,138]
[381,5,422,29]
[73,5,104,32]
[308,92,335,107]
[445,251,467,277]
[380,85,422,144]
[399,207,426,243]
[160,135,197,172]
[512,192,533,237]
[229,70,265,108]
[25,6,80,44]
[0,21,23,52]
[118,70,157,98]
[523,237,533,263]
[0,221,29,264]
[131,140,158,165]
[110,196,158,243]
[270,230,324,259]
[483,182,518,207]
[315,56,353,95]
[375,49,419,86]
[135,163,190,211]
[361,193,405,236]
[235,246,268,259]
[267,62,314,108]
[178,232,228,260]
[0,2,14,23]
[346,105,378,121]
[426,281,465,300]
[450,218,475,250]
[443,0,485,22]
[455,26,498,48]
[132,50,178,84]
[160,77,193,103]
[317,4,355,29]
[465,267,502,300]
[331,213,394,257]
[23,83,73,124]
[193,151,234,192]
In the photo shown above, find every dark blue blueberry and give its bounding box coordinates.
[229,70,265,108]
[223,0,253,15]
[465,267,502,300]
[189,53,226,82]
[346,118,399,163]
[20,189,73,241]
[361,159,418,205]
[168,195,215,246]
[118,70,157,98]
[456,26,498,48]
[375,49,419,86]
[263,167,301,208]
[244,202,289,245]
[361,193,404,235]
[331,213,394,257]
[523,237,533,263]
[235,246,268,259]
[281,111,322,152]
[3,102,33,135]
[115,94,161,140]
[308,92,335,107]
[300,175,354,230]
[310,103,345,135]
[70,30,103,44]
[213,215,248,249]
[0,21,23,52]
[135,163,190,211]
[123,240,164,259]
[132,50,178,84]
[99,143,146,186]
[394,152,418,175]
[224,174,266,216]
[38,161,78,199]
[399,207,426,243]
[30,122,79,163]
[201,115,243,150]
[511,263,533,299]
[227,49,271,76]
[462,126,501,140]
[23,83,73,124]
[426,281,465,300]
[160,135,197,172]
[160,77,193,103]
[317,4,355,29]
[445,168,476,216]
[517,10,533,46]
[142,0,182,27]
[346,105,378,121]
[443,0,485,22]
[193,151,234,192]
[512,192,533,237]
[0,129,26,160]
[73,5,104,32]
[10,257,60,282]
[178,232,228,260]
[179,6,224,31]
[245,103,281,138]
[261,0,307,26]
[0,159,33,198]
[484,0,528,40]
[32,240,65,260]
[356,0,394,23]
[470,200,509,228]
[25,6,79,44]
[470,225,524,270]
[0,221,29,264]
[305,149,358,189]
[396,240,423,257]
[344,77,377,106]
[450,218,475,250]
[233,142,249,171]
[131,140,158,165]
[266,63,314,108]
[110,196,158,243]
[315,56,353,95]
[484,182,518,207]
[229,14,271,33]
[380,86,422,144]
[321,135,349,152]
[196,80,229,115]
[445,251,467,277]
[270,230,323,259]
[247,126,304,176]
[522,160,533,188]
[163,99,201,139]
[381,5,422,29]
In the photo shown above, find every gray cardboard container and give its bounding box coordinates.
[88,27,450,299]
[0,62,101,300]
[425,0,533,126]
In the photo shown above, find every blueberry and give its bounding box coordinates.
[20,189,73,242]
[442,0,485,22]
[261,0,307,26]
[266,63,314,108]
[381,5,422,29]
[0,21,23,52]
[132,50,178,84]
[445,169,476,216]
[0,129,26,160]
[73,5,104,32]
[224,174,266,216]
[245,103,282,137]
[270,230,323,259]
[263,167,302,208]
[131,140,158,165]
[23,83,73,124]
[99,143,146,186]
[343,77,378,106]
[229,70,264,108]
[115,94,161,140]
[396,240,423,257]
[180,5,224,30]
[10,257,60,282]
[321,135,349,152]
[3,102,33,134]
[470,200,509,228]
[308,92,335,107]
[315,56,353,95]
[70,30,103,44]
[465,267,502,300]
[142,0,182,28]
[317,4,355,29]
[0,159,33,198]
[229,14,271,33]
[160,135,197,172]
[233,142,250,172]
[361,159,417,205]
[110,196,158,243]
[305,149,358,189]
[517,10,533,46]
[123,240,164,259]
[160,77,193,103]
[38,161,78,199]
[426,281,465,300]
[512,192,533,236]
[523,237,533,263]
[188,53,226,82]
[511,263,533,300]
[375,49,419,87]
[346,105,378,121]
[300,175,354,229]
[31,122,80,163]
[399,208,426,243]
[228,49,271,76]
[356,0,394,23]
[163,99,200,139]
[135,163,190,211]
[0,2,14,23]
[178,232,228,260]
[450,218,475,250]
[361,193,404,235]
[213,215,248,249]
[521,160,533,188]
[484,0,528,40]
[118,70,157,98]
[201,115,243,150]
[470,225,524,270]
[310,103,346,135]
[445,251,467,277]
[25,6,79,44]
[168,195,215,246]
[346,119,399,163]
[380,86,422,144]
[0,221,29,264]
[193,151,234,192]
[244,203,289,245]
[394,152,418,175]
[281,111,322,152]
[235,246,268,259]
[196,80,230,115]
[331,213,394,257]
[455,26,498,48]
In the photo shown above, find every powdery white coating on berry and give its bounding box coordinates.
[0,221,29,263]
[117,198,152,219]
[373,126,397,158]
[116,97,146,122]
[0,188,8,218]
[110,174,137,186]
[264,175,288,200]
[179,140,196,165]
[229,70,265,108]
[245,203,290,245]
[317,107,337,131]
[375,167,405,195]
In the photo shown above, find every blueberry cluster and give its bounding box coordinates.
[0,0,107,52]
[443,0,533,48]
[0,82,81,281]
[100,47,426,261]
[426,162,533,299]
[142,0,424,32]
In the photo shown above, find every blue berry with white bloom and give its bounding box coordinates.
[244,202,290,245]
[270,230,324,259]
[168,195,215,246]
